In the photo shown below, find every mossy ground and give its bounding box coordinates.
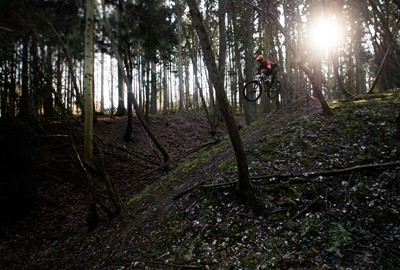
[130,92,400,269]
[1,92,400,269]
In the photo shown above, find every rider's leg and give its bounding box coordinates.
[264,69,273,88]
[270,66,279,87]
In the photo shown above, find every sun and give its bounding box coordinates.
[308,14,342,54]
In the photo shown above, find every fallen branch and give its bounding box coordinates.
[113,145,161,166]
[251,161,400,182]
[134,259,201,269]
[365,230,400,256]
[200,180,238,189]
[198,161,400,190]
[287,196,322,222]
[94,140,121,217]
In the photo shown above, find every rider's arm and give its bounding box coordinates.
[266,60,272,70]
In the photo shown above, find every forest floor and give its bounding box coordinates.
[1,91,400,269]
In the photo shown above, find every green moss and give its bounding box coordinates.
[278,198,297,208]
[127,187,150,206]
[239,252,263,268]
[298,156,311,169]
[130,90,399,269]
[159,146,219,191]
[217,155,236,172]
[335,108,351,122]
[345,125,355,138]
[267,210,287,223]
[327,222,352,253]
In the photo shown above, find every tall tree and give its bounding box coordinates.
[187,0,254,206]
[20,34,29,118]
[115,0,126,116]
[241,0,257,124]
[150,60,157,114]
[83,0,99,231]
[177,0,185,113]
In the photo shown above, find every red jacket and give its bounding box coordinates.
[257,59,276,74]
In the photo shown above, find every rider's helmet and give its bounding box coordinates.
[256,55,264,61]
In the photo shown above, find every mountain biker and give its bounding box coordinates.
[256,55,279,87]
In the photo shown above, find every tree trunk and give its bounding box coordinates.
[100,51,105,113]
[115,68,126,116]
[44,45,55,118]
[144,62,150,118]
[30,35,40,117]
[163,60,169,114]
[332,55,352,98]
[83,0,99,231]
[55,47,63,114]
[123,56,134,141]
[110,55,114,114]
[150,60,157,114]
[368,46,391,93]
[115,0,126,116]
[177,0,184,113]
[218,0,227,84]
[101,0,170,164]
[187,0,253,205]
[123,92,134,142]
[242,3,255,125]
[20,34,29,118]
[185,59,191,110]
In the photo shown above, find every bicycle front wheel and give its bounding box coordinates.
[267,80,281,99]
[243,80,262,102]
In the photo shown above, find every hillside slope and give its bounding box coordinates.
[1,92,400,269]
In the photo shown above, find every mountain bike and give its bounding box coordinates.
[243,73,281,102]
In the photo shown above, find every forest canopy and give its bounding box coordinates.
[0,0,399,120]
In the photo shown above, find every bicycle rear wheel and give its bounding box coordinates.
[267,80,281,99]
[243,80,262,102]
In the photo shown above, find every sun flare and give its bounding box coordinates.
[308,14,342,53]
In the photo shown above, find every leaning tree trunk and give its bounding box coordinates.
[101,0,170,164]
[187,0,254,206]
